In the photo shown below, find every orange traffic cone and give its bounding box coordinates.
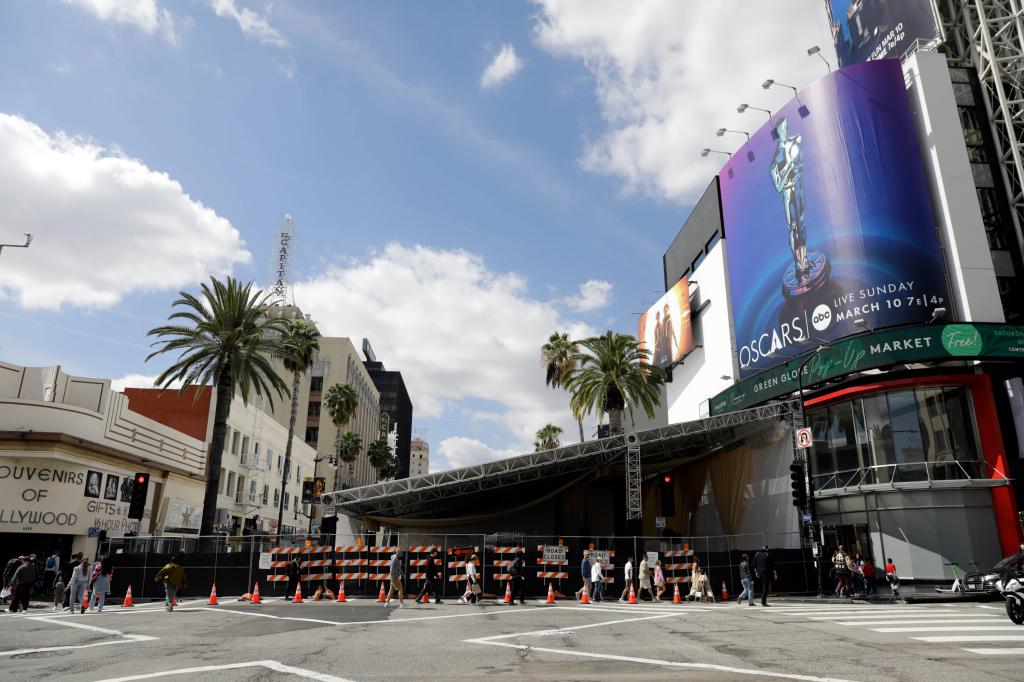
[503,581,513,604]
[336,581,347,603]
[121,585,134,608]
[376,582,387,603]
[208,584,219,606]
[251,582,262,605]
[419,591,430,604]
[293,583,303,603]
[546,582,556,604]
[81,588,90,613]
[672,583,681,604]
[721,580,729,601]
[628,583,638,604]
[172,595,178,606]
[580,588,590,604]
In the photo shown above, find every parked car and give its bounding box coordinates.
[963,553,1024,595]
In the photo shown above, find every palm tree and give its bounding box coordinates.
[336,430,363,480]
[367,438,395,479]
[541,332,585,442]
[534,423,564,452]
[146,276,291,536]
[566,331,664,436]
[276,321,320,534]
[323,383,359,482]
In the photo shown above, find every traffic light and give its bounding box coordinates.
[789,462,807,511]
[659,474,676,517]
[128,473,149,520]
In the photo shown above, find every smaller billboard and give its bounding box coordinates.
[638,277,693,368]
[826,0,943,67]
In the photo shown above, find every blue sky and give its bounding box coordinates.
[0,1,833,470]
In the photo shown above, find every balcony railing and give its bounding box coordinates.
[239,453,269,471]
[812,458,1009,496]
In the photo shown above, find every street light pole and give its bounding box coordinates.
[0,233,32,259]
[794,345,828,598]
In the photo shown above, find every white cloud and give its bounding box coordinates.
[293,244,596,470]
[210,0,288,48]
[63,0,178,45]
[110,373,183,393]
[562,279,612,312]
[480,44,523,90]
[435,436,519,471]
[0,114,250,310]
[532,0,834,204]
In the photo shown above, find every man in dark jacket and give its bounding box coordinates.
[416,549,443,604]
[753,545,774,607]
[510,552,526,605]
[9,556,37,612]
[285,557,301,602]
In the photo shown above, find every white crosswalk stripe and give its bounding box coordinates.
[751,603,1024,656]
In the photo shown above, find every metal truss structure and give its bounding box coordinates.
[625,441,642,521]
[940,0,1024,256]
[328,400,799,519]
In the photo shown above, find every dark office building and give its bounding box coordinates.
[362,340,414,479]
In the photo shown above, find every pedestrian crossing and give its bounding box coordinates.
[754,603,1024,656]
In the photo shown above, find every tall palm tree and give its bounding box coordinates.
[324,383,359,482]
[146,277,291,536]
[367,437,396,479]
[336,431,363,480]
[541,332,585,442]
[534,423,564,452]
[566,331,664,436]
[276,321,320,534]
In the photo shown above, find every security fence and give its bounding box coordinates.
[98,531,815,603]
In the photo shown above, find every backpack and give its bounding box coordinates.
[46,556,56,570]
[510,559,521,578]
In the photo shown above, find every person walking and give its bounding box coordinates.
[89,557,114,612]
[861,557,877,596]
[885,558,900,599]
[753,545,774,607]
[590,558,605,602]
[831,545,850,597]
[1,554,20,605]
[416,548,443,604]
[576,550,591,601]
[510,552,526,605]
[8,556,37,613]
[737,553,755,606]
[385,547,406,608]
[154,553,187,612]
[285,556,301,602]
[460,554,480,604]
[618,556,634,602]
[68,557,90,613]
[653,560,666,602]
[61,553,82,610]
[637,554,653,602]
[43,551,60,599]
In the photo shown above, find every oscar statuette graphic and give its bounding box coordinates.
[770,117,829,298]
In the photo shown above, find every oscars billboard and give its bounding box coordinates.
[719,59,947,378]
[825,0,943,67]
[638,277,693,369]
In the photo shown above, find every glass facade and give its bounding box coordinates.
[808,386,982,489]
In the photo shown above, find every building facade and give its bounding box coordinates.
[409,437,429,477]
[126,389,318,537]
[651,51,1024,581]
[0,362,207,562]
[362,343,413,479]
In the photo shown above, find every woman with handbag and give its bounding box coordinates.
[459,554,481,604]
[89,557,114,612]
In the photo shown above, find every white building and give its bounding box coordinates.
[0,362,207,559]
[409,437,429,477]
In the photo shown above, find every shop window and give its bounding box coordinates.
[808,409,835,488]
[830,402,863,481]
[887,391,928,481]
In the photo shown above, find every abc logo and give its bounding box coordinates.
[811,304,832,332]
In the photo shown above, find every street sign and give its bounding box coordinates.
[590,550,610,565]
[321,494,336,518]
[655,516,666,528]
[795,427,813,449]
[647,551,658,565]
[543,545,567,563]
[258,552,272,570]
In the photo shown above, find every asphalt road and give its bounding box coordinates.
[1,595,1022,681]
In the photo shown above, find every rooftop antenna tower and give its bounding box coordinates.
[269,214,296,306]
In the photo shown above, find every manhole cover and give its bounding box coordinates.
[12,649,72,660]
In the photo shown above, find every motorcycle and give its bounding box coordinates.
[997,570,1024,625]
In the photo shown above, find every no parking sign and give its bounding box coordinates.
[795,427,813,449]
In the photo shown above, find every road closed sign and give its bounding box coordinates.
[543,545,567,563]
[795,427,813,449]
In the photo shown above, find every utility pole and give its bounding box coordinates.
[0,233,32,259]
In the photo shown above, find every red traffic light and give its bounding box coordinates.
[137,475,147,484]
[663,475,671,483]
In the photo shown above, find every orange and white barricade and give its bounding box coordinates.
[663,547,695,586]
[267,546,300,583]
[447,547,480,583]
[367,546,397,582]
[490,546,524,583]
[333,544,370,583]
[407,545,440,580]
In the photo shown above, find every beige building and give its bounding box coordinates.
[0,361,207,559]
[409,437,429,477]
[266,305,381,489]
